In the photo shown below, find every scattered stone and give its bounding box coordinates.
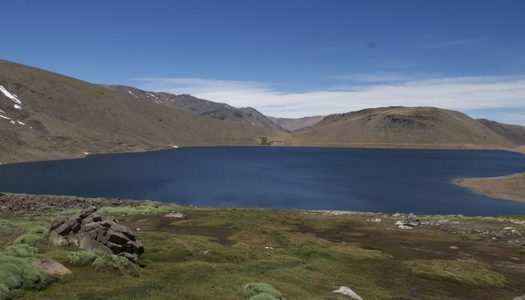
[164,211,186,218]
[333,286,363,300]
[367,217,382,223]
[34,259,71,276]
[0,193,143,213]
[395,214,421,229]
[48,207,144,262]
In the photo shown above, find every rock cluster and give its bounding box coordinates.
[395,213,421,229]
[49,207,144,262]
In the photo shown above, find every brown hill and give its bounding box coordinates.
[477,119,525,146]
[291,106,522,149]
[0,60,286,163]
[268,116,325,132]
[108,86,281,130]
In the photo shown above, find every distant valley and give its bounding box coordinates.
[1,59,525,163]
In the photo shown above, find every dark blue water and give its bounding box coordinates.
[1,147,525,216]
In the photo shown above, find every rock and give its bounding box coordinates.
[54,222,72,236]
[395,214,421,229]
[333,286,363,300]
[49,230,68,246]
[164,211,186,219]
[78,206,98,219]
[107,229,130,245]
[48,206,143,263]
[78,235,112,256]
[34,259,71,276]
[50,215,68,230]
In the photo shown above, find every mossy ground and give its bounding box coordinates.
[0,203,523,299]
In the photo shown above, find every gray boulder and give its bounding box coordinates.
[49,206,143,262]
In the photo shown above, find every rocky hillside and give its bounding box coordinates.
[108,86,281,130]
[0,60,286,163]
[268,115,324,132]
[291,106,525,149]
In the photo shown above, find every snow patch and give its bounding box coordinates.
[170,144,179,149]
[17,121,25,126]
[0,114,10,120]
[9,120,15,125]
[0,85,22,104]
[13,104,21,110]
[128,91,138,98]
[146,92,158,99]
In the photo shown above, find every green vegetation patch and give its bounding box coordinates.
[0,254,48,299]
[14,227,49,247]
[3,244,38,258]
[99,203,175,216]
[241,282,282,300]
[66,251,98,266]
[92,255,141,276]
[405,259,506,287]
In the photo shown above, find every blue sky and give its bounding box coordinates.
[1,0,525,123]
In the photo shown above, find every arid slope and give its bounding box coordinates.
[456,173,525,203]
[291,106,520,149]
[0,60,286,163]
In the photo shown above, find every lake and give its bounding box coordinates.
[1,147,525,216]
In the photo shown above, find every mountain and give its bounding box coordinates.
[477,119,525,146]
[268,116,324,132]
[108,86,281,130]
[2,60,525,164]
[291,106,524,149]
[0,60,286,163]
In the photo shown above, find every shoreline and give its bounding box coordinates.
[1,143,523,166]
[1,192,524,218]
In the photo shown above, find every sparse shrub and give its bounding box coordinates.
[13,227,49,246]
[0,254,48,299]
[91,255,140,276]
[241,282,282,300]
[3,244,38,258]
[67,251,98,266]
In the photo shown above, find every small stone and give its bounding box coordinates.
[164,211,186,219]
[34,259,71,276]
[333,286,363,300]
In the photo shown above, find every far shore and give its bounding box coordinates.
[455,173,525,203]
[1,143,523,166]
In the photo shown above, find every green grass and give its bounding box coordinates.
[405,259,506,287]
[66,251,98,267]
[0,203,521,299]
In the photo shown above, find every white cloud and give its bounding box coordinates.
[135,75,525,124]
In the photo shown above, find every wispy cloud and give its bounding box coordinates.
[135,74,525,124]
[422,37,490,49]
[333,72,438,83]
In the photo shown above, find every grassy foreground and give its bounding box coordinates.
[1,202,525,299]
